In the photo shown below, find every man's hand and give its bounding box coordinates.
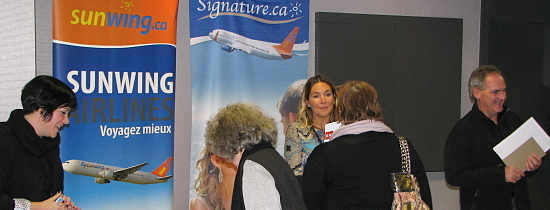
[505,166,524,183]
[525,153,543,172]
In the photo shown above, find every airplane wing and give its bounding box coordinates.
[113,162,148,180]
[242,48,251,54]
[237,43,251,54]
[156,175,173,181]
[228,43,251,54]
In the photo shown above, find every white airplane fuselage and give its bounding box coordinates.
[62,160,169,185]
[209,29,288,60]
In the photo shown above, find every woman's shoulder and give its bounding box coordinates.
[0,121,14,135]
[189,196,213,210]
[0,122,20,151]
[333,131,396,141]
[286,121,311,136]
[288,121,308,130]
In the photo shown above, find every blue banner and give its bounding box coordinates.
[53,1,177,209]
[189,0,310,204]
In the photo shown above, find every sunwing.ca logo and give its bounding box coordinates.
[69,2,169,35]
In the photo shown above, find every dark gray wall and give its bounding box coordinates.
[316,12,463,171]
[480,1,550,209]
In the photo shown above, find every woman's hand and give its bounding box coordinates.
[31,192,81,210]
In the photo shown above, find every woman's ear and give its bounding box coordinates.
[288,112,297,123]
[210,154,224,168]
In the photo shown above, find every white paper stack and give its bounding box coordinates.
[493,117,550,171]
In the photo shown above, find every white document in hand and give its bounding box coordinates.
[324,122,341,143]
[493,117,550,171]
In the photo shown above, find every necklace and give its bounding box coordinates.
[311,126,323,143]
[313,125,324,131]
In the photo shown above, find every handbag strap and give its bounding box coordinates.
[398,136,411,173]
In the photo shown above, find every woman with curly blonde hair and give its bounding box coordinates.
[196,102,305,209]
[190,147,237,210]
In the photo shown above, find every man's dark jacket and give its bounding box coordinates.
[444,103,531,209]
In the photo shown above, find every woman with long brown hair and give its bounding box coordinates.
[284,75,338,179]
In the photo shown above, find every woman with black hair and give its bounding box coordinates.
[0,75,80,210]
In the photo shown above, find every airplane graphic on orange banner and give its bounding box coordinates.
[62,157,173,185]
[209,27,299,60]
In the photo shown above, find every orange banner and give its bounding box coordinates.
[53,0,177,45]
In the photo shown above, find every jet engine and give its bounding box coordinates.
[99,170,114,179]
[221,44,234,52]
[94,178,111,184]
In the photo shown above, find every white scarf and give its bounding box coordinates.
[330,119,393,140]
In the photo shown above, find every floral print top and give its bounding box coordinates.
[284,121,324,176]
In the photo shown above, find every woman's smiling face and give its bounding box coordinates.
[38,107,71,138]
[306,82,335,119]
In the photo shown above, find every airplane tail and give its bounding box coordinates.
[212,31,219,42]
[273,27,299,59]
[151,157,173,177]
